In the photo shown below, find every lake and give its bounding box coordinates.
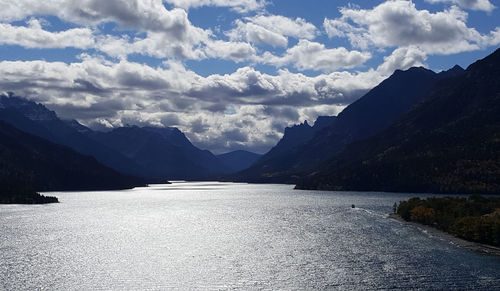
[1,182,499,289]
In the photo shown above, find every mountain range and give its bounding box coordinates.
[296,48,500,194]
[0,96,145,177]
[0,121,144,203]
[0,94,261,202]
[1,47,499,199]
[231,64,466,183]
[86,125,231,179]
[216,150,262,173]
[0,95,259,180]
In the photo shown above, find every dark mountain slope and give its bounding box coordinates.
[88,126,229,179]
[263,120,325,161]
[0,121,145,196]
[296,48,500,194]
[0,95,230,180]
[295,66,458,169]
[216,150,262,173]
[0,95,144,177]
[233,66,460,183]
[229,117,335,182]
[0,107,56,140]
[143,127,229,175]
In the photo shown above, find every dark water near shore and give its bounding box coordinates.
[1,182,500,290]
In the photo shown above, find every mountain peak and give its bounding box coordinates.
[394,66,435,76]
[65,119,91,133]
[0,95,58,122]
[290,120,311,129]
[142,126,190,148]
[438,64,465,79]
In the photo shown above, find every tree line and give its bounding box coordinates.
[396,196,500,246]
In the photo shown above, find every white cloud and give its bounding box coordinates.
[0,0,187,33]
[0,0,218,59]
[227,20,288,47]
[96,33,257,62]
[164,0,266,13]
[260,40,371,72]
[0,0,262,62]
[227,14,318,47]
[426,0,495,12]
[247,15,318,40]
[0,18,94,49]
[0,37,427,153]
[98,31,208,60]
[376,46,428,75]
[1,0,495,153]
[0,57,384,153]
[324,0,490,54]
[204,40,257,62]
[0,1,260,62]
[487,27,500,46]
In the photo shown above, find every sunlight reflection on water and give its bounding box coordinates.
[1,182,500,290]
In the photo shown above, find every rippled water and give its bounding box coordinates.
[1,182,500,290]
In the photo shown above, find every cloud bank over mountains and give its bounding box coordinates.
[0,0,498,153]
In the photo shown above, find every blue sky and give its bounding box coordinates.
[0,0,499,153]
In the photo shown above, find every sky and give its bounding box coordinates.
[0,0,499,154]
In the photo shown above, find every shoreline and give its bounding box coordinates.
[388,213,500,256]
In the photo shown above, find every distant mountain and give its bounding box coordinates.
[142,126,228,175]
[0,95,233,180]
[266,120,329,159]
[233,66,463,183]
[87,126,229,179]
[0,95,144,177]
[296,49,500,194]
[216,150,262,173]
[0,121,145,198]
[438,64,465,79]
[230,117,335,182]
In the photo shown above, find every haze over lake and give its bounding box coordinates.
[1,182,499,290]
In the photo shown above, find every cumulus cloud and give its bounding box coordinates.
[487,28,500,46]
[0,57,385,153]
[0,18,94,49]
[323,0,492,54]
[96,27,258,62]
[227,14,318,47]
[426,0,495,12]
[260,40,371,72]
[0,0,192,34]
[1,0,497,153]
[164,0,266,13]
[376,46,428,75]
[0,1,261,62]
[0,0,247,61]
[227,20,288,47]
[247,15,318,40]
[97,31,208,60]
[204,40,257,62]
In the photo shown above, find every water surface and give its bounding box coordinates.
[1,182,499,289]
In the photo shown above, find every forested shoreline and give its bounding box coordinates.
[0,184,58,204]
[396,196,500,247]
